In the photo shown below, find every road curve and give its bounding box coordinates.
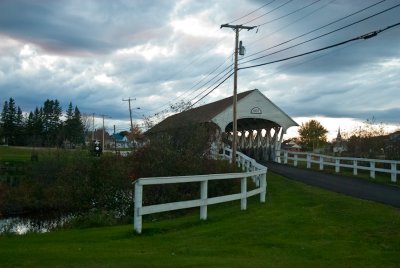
[265,161,400,208]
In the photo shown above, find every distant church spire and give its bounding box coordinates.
[337,127,342,141]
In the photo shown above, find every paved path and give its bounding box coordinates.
[265,161,400,208]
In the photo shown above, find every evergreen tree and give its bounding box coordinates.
[25,107,44,146]
[42,99,62,146]
[1,98,18,145]
[64,102,84,146]
[72,106,85,144]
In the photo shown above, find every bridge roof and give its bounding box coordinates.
[148,89,298,134]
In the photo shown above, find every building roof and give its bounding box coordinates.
[148,90,254,133]
[148,89,298,134]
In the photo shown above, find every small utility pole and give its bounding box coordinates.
[220,23,256,164]
[99,114,110,149]
[122,97,136,132]
[91,112,95,141]
[114,125,117,154]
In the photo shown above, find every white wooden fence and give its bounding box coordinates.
[133,148,267,234]
[280,150,400,183]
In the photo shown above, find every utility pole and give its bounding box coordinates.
[99,114,110,149]
[91,112,95,141]
[114,125,117,154]
[122,97,136,132]
[220,24,256,164]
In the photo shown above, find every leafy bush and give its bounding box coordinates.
[129,124,241,206]
[1,151,133,218]
[63,211,118,229]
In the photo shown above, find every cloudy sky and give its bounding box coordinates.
[0,0,399,139]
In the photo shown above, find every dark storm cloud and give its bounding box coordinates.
[0,0,175,55]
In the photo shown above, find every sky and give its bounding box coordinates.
[0,0,399,140]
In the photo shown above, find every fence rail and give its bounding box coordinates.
[280,150,400,183]
[133,148,267,234]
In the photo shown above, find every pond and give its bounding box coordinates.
[0,214,72,235]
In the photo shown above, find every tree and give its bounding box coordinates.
[1,98,19,145]
[345,117,387,158]
[298,120,328,151]
[42,99,62,146]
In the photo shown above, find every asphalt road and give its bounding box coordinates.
[265,161,400,208]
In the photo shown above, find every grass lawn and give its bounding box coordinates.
[0,146,34,162]
[1,172,400,267]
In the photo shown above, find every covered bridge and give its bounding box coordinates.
[148,89,298,162]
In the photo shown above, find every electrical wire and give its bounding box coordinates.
[184,71,235,110]
[241,0,387,61]
[242,0,296,25]
[257,0,323,27]
[227,0,278,24]
[245,0,336,51]
[238,21,400,70]
[184,64,234,109]
[240,1,398,65]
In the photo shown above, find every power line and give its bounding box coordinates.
[175,55,233,102]
[227,0,278,24]
[240,1,398,65]
[246,0,337,49]
[240,0,388,62]
[238,21,400,71]
[185,64,235,109]
[184,71,234,110]
[242,0,296,25]
[257,0,323,27]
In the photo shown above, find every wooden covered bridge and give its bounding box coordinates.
[148,89,298,162]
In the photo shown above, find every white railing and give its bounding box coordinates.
[280,150,400,183]
[133,149,267,234]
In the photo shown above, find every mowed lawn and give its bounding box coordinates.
[1,172,400,267]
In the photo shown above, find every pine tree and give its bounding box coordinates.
[1,98,18,145]
[42,99,62,146]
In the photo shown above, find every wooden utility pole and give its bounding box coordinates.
[220,24,256,164]
[99,114,110,149]
[91,112,95,141]
[122,97,136,132]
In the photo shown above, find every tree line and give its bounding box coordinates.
[0,98,85,147]
[295,119,399,159]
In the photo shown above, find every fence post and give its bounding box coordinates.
[294,154,298,167]
[284,151,288,164]
[391,162,397,183]
[319,156,324,170]
[260,172,266,203]
[353,160,358,176]
[370,161,375,179]
[134,181,143,234]
[200,180,208,220]
[241,177,247,210]
[307,154,311,169]
[335,158,340,173]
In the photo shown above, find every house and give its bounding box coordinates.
[282,140,302,151]
[110,133,130,149]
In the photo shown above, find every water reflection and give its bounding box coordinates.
[0,215,72,235]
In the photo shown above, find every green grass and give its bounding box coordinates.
[1,172,400,267]
[0,146,34,162]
